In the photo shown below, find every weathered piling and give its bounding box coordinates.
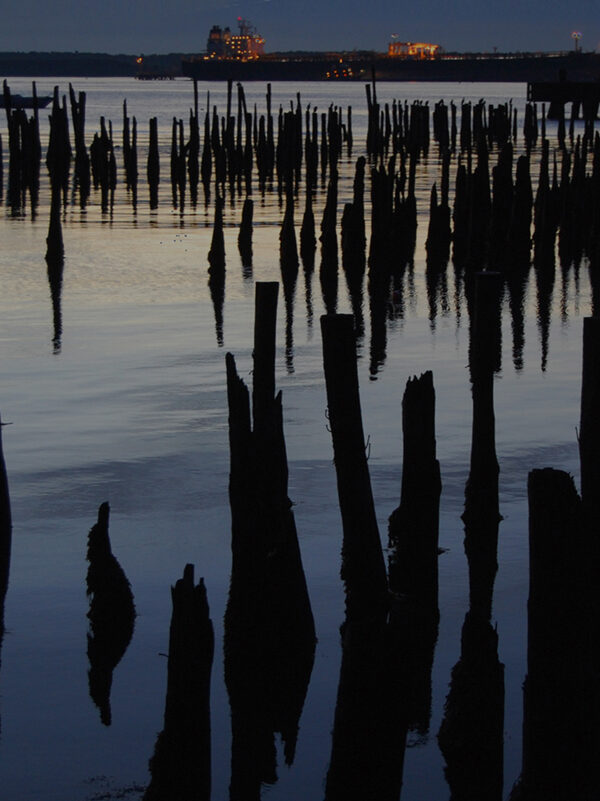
[463,272,502,620]
[533,139,559,268]
[489,142,514,267]
[467,140,492,270]
[225,282,316,798]
[86,502,136,726]
[170,117,186,210]
[200,101,212,203]
[322,314,406,801]
[510,469,598,801]
[341,180,366,320]
[367,159,395,375]
[388,371,441,609]
[460,100,472,152]
[187,106,200,208]
[121,102,139,211]
[3,81,25,212]
[506,154,533,266]
[365,78,381,158]
[89,117,114,213]
[579,316,600,530]
[320,174,339,314]
[68,83,90,208]
[320,314,388,621]
[144,565,213,801]
[341,157,367,335]
[387,371,441,737]
[46,87,72,208]
[147,116,160,209]
[452,157,470,267]
[433,99,450,151]
[425,162,451,324]
[1,81,42,213]
[523,102,538,153]
[122,100,132,192]
[304,106,319,190]
[237,196,253,274]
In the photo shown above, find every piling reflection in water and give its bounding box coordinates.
[208,194,226,347]
[238,196,253,276]
[144,564,213,801]
[86,503,136,726]
[438,272,505,800]
[0,415,11,641]
[280,187,299,372]
[45,188,64,353]
[0,415,10,747]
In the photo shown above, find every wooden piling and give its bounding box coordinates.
[237,196,253,272]
[320,314,388,621]
[463,272,502,619]
[224,282,316,796]
[147,116,160,209]
[388,371,441,609]
[579,316,600,529]
[510,468,598,800]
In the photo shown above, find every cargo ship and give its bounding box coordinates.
[182,21,600,82]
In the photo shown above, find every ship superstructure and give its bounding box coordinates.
[206,18,265,61]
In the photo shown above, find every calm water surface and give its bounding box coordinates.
[0,77,590,800]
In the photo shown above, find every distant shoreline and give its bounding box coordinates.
[2,49,599,82]
[0,51,185,77]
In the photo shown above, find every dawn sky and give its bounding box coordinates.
[1,0,598,55]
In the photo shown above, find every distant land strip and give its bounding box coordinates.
[0,52,186,77]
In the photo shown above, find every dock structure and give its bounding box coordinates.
[527,80,600,120]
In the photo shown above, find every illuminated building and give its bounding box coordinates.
[388,40,441,59]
